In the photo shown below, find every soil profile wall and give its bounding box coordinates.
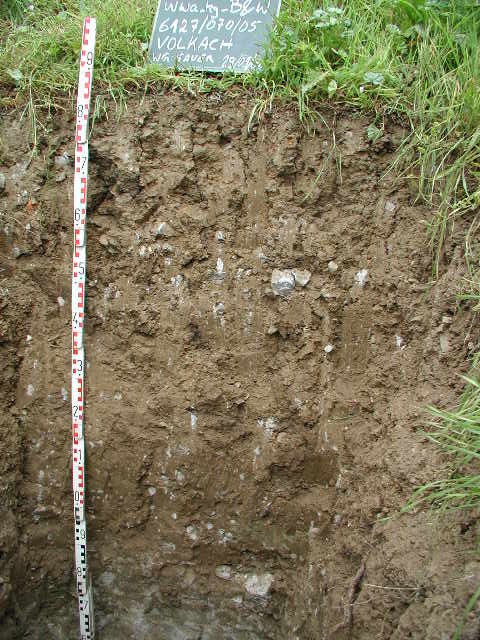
[0,94,478,639]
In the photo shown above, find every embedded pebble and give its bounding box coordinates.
[257,416,278,437]
[215,565,232,580]
[244,573,273,597]
[324,344,334,353]
[440,333,449,353]
[0,172,5,193]
[57,296,65,307]
[155,222,176,238]
[271,269,296,296]
[355,269,369,287]
[292,269,311,287]
[213,302,225,317]
[328,261,338,273]
[186,525,198,541]
[385,200,396,213]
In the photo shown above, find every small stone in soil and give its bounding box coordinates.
[292,269,312,287]
[271,269,296,296]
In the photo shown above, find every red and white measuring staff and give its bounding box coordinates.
[72,16,96,640]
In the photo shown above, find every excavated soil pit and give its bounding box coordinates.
[0,93,479,640]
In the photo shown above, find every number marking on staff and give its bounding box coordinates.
[72,16,96,640]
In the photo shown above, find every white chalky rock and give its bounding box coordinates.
[328,261,338,273]
[155,222,176,238]
[324,344,334,353]
[271,270,296,296]
[244,573,274,597]
[213,302,225,317]
[292,269,311,287]
[215,565,232,580]
[355,269,369,287]
[186,525,198,541]
[257,416,278,437]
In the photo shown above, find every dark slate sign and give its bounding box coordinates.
[148,0,282,72]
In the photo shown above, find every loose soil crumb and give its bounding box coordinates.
[0,93,479,640]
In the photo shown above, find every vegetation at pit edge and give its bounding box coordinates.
[0,0,479,253]
[1,0,479,632]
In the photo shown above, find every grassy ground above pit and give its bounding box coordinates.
[1,1,479,250]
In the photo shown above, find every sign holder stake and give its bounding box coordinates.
[72,16,96,640]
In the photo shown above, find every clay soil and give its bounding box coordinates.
[0,92,479,640]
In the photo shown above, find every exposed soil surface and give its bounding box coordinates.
[0,93,479,640]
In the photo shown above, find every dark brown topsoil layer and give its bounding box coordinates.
[0,92,479,640]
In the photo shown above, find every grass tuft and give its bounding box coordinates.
[403,354,480,513]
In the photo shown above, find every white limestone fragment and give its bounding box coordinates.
[271,269,296,296]
[186,525,198,541]
[213,302,225,317]
[292,269,311,287]
[155,222,176,238]
[257,416,278,437]
[244,573,274,597]
[215,565,232,580]
[355,269,369,287]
